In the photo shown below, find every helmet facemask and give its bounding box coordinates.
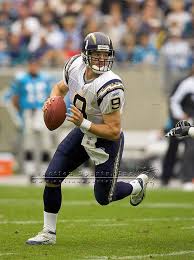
[82,49,114,74]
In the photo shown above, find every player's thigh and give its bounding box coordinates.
[45,127,89,184]
[94,132,124,204]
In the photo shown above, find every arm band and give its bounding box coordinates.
[80,119,92,131]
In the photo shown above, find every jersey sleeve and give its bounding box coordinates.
[97,79,125,114]
[170,79,191,119]
[62,54,80,85]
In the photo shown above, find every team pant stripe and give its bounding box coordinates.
[108,134,123,203]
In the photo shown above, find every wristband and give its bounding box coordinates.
[188,127,194,138]
[80,119,92,131]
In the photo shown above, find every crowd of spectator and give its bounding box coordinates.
[0,0,194,69]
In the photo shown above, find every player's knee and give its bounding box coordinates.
[94,184,110,206]
[95,196,109,206]
[45,182,61,188]
[44,171,62,185]
[44,171,53,184]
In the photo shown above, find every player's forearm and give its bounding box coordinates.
[87,122,121,141]
[50,80,68,98]
[67,105,121,140]
[50,84,63,97]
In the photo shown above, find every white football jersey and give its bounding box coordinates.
[63,55,125,124]
[62,55,125,165]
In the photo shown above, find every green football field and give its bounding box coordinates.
[0,185,194,260]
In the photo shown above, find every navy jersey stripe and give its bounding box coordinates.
[97,86,124,106]
[108,132,124,203]
[97,79,123,96]
[64,54,81,84]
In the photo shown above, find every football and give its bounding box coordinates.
[44,96,67,131]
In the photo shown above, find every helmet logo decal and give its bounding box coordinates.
[97,45,109,51]
[90,33,96,44]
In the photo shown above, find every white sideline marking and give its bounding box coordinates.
[181,226,194,229]
[85,257,108,260]
[0,253,16,256]
[85,251,194,260]
[0,219,117,225]
[92,223,128,227]
[129,217,194,222]
[92,218,194,227]
[0,199,96,206]
[1,217,194,225]
[0,199,194,209]
[112,250,194,259]
[123,203,194,209]
[141,203,194,209]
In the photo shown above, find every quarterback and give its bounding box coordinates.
[26,32,149,245]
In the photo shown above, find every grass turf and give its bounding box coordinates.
[0,185,194,260]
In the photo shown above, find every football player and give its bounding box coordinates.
[11,57,53,182]
[26,32,151,245]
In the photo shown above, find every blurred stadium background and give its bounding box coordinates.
[0,0,193,188]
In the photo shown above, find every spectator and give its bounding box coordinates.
[182,6,194,48]
[7,33,29,66]
[0,40,10,66]
[166,0,191,35]
[132,32,159,65]
[62,16,81,52]
[44,22,64,50]
[0,0,193,71]
[125,15,140,36]
[161,30,192,71]
[30,33,55,66]
[77,0,102,33]
[0,27,10,66]
[82,19,100,38]
[11,4,40,36]
[28,12,55,53]
[0,0,18,22]
[115,34,136,63]
[148,18,166,49]
[103,2,126,49]
[0,11,12,30]
[123,0,141,18]
[139,0,163,34]
[62,0,82,16]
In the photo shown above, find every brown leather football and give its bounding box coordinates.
[44,96,66,131]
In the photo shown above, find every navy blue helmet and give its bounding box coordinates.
[82,32,114,74]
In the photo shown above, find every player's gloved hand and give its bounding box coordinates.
[165,125,190,138]
[175,120,191,128]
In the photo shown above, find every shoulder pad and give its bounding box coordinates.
[64,55,81,84]
[97,79,124,106]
